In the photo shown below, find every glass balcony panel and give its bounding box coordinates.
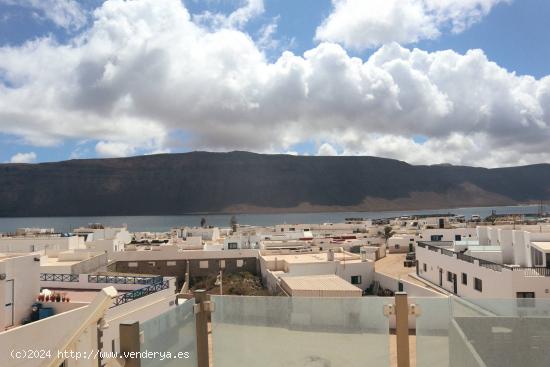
[140,299,197,367]
[212,296,390,367]
[412,297,451,367]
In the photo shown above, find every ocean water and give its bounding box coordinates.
[0,204,546,233]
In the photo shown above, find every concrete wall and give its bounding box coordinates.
[0,236,84,253]
[0,254,41,329]
[110,255,259,288]
[0,306,97,367]
[374,272,441,297]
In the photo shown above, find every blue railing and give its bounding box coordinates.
[40,273,79,282]
[111,280,170,308]
[88,274,163,285]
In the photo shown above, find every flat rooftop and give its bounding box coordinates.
[0,252,34,260]
[281,275,362,296]
[261,252,361,264]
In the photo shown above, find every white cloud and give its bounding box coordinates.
[0,0,87,30]
[317,143,338,156]
[9,151,37,163]
[193,0,264,30]
[316,0,510,50]
[0,0,549,168]
[95,141,135,158]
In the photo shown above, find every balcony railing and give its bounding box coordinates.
[418,241,506,273]
[88,274,163,285]
[456,252,474,263]
[40,273,79,282]
[510,267,550,277]
[111,280,170,308]
[478,258,504,272]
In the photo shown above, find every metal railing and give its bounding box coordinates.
[88,274,163,285]
[40,273,79,282]
[111,280,170,308]
[456,252,474,263]
[478,259,504,272]
[418,241,505,272]
[510,267,550,277]
[441,248,455,257]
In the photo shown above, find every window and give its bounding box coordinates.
[147,261,156,266]
[167,261,176,266]
[199,261,209,269]
[431,235,443,241]
[128,262,138,268]
[474,278,482,292]
[447,271,453,282]
[455,234,462,241]
[423,263,427,272]
[394,244,400,249]
[351,275,362,285]
[228,242,238,250]
[531,247,544,266]
[517,292,535,307]
[461,273,467,285]
[236,259,244,267]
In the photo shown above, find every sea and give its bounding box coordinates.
[0,204,547,233]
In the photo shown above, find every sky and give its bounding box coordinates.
[0,0,549,167]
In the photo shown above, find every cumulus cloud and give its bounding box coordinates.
[317,143,338,156]
[316,0,510,50]
[0,0,549,167]
[95,141,136,158]
[193,0,264,30]
[9,152,37,163]
[0,0,87,30]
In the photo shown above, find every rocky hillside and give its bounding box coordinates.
[0,151,548,216]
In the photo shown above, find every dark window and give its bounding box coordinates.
[461,273,467,285]
[474,278,482,292]
[517,292,536,307]
[531,247,544,266]
[395,244,400,249]
[228,242,238,250]
[447,271,453,282]
[431,235,443,241]
[351,275,362,285]
[423,263,427,272]
[455,234,462,241]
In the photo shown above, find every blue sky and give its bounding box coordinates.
[0,0,549,167]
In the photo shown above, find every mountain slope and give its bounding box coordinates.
[0,151,548,216]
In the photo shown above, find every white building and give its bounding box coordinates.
[416,226,550,299]
[175,226,221,241]
[388,227,478,253]
[0,234,84,253]
[75,226,132,254]
[260,249,375,293]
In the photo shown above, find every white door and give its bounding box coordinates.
[4,279,14,327]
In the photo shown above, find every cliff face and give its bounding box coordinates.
[0,151,548,216]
